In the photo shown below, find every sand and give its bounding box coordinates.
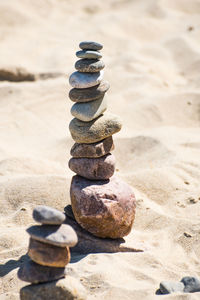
[0,0,200,299]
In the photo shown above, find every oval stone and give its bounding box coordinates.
[75,59,105,73]
[28,238,71,267]
[76,50,102,60]
[70,175,136,239]
[26,224,78,247]
[68,153,115,180]
[69,71,103,89]
[17,260,67,283]
[79,41,103,50]
[69,80,110,103]
[33,205,65,225]
[70,136,114,158]
[70,96,107,122]
[69,113,122,143]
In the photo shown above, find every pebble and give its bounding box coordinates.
[70,136,114,158]
[17,260,67,283]
[69,80,110,103]
[69,113,122,143]
[159,281,184,294]
[70,95,107,122]
[69,70,103,88]
[28,238,70,267]
[69,153,115,180]
[76,50,102,60]
[26,224,78,247]
[20,276,87,300]
[79,41,103,50]
[33,205,65,225]
[70,175,136,238]
[75,59,105,73]
[181,276,200,293]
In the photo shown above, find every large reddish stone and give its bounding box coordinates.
[70,175,136,239]
[68,153,115,180]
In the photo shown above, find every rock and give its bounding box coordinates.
[26,224,78,247]
[159,281,184,294]
[75,59,105,73]
[70,136,114,158]
[181,276,200,293]
[70,96,107,122]
[17,260,67,283]
[69,153,115,180]
[69,113,122,144]
[69,80,110,103]
[33,205,65,225]
[79,41,103,50]
[0,67,35,82]
[70,175,136,238]
[69,71,103,89]
[28,238,70,267]
[76,50,102,60]
[20,277,87,300]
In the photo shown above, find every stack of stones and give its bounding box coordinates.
[17,205,85,299]
[68,41,136,239]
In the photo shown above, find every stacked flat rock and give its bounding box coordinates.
[68,41,136,239]
[18,205,85,300]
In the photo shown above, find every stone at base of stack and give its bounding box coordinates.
[68,41,136,239]
[18,205,86,300]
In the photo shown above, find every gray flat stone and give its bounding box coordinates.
[181,276,200,293]
[69,80,110,103]
[17,260,67,283]
[33,205,65,225]
[69,113,122,144]
[70,96,107,122]
[76,50,102,60]
[69,71,103,88]
[26,224,77,247]
[79,41,103,50]
[159,281,184,294]
[75,59,105,73]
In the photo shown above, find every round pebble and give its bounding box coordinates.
[76,50,102,60]
[33,205,65,225]
[75,59,105,73]
[69,71,103,89]
[79,41,103,50]
[69,80,110,103]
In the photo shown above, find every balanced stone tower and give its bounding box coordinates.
[69,41,136,239]
[18,205,86,299]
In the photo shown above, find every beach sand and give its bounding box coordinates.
[0,0,200,299]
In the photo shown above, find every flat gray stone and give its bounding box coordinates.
[26,224,78,247]
[69,80,110,103]
[70,96,107,122]
[33,205,65,225]
[181,276,200,293]
[75,59,105,73]
[159,281,184,294]
[79,41,103,50]
[17,260,67,283]
[70,136,114,158]
[69,113,122,143]
[69,71,103,88]
[76,50,102,60]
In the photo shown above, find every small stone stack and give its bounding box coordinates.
[18,206,86,300]
[68,41,136,239]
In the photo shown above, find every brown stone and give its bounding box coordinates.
[70,175,136,239]
[70,136,114,158]
[68,153,115,180]
[28,238,70,267]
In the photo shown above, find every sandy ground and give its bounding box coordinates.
[0,0,200,299]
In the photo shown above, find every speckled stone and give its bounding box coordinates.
[70,136,114,158]
[33,205,65,225]
[69,80,110,103]
[79,41,103,51]
[75,59,105,73]
[26,224,77,247]
[76,50,102,60]
[181,276,200,293]
[68,153,115,180]
[69,71,103,88]
[70,96,107,122]
[70,175,136,239]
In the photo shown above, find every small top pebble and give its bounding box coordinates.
[33,205,65,225]
[79,41,103,51]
